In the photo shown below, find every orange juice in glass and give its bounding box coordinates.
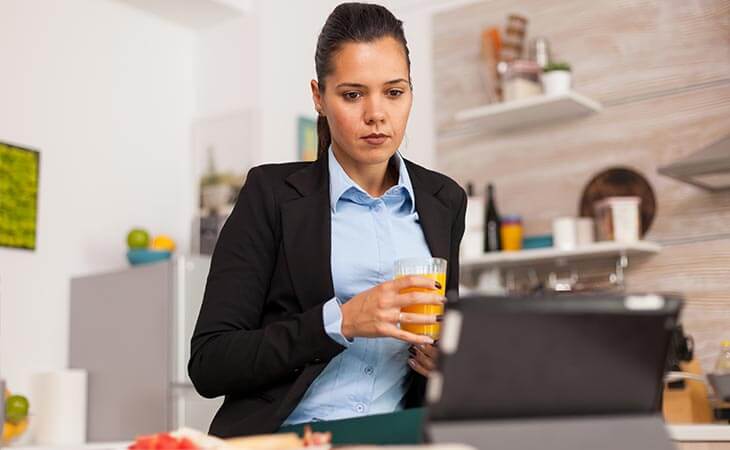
[395,257,447,340]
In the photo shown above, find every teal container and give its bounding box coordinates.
[126,249,172,266]
[523,234,553,249]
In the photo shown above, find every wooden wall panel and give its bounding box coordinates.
[627,239,730,370]
[433,0,730,375]
[433,0,730,133]
[438,84,730,240]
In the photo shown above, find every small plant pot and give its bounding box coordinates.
[542,70,572,95]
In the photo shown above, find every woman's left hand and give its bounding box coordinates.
[408,343,438,377]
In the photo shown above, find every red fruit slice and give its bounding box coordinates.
[178,437,198,449]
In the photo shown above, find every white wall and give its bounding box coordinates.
[395,3,437,168]
[196,15,258,117]
[0,0,196,395]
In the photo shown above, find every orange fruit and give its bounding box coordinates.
[151,235,176,252]
[2,418,28,444]
[15,419,28,435]
[2,419,28,445]
[2,421,16,443]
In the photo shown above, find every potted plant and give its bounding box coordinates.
[541,61,572,95]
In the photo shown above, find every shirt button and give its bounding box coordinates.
[355,403,366,413]
[364,366,374,376]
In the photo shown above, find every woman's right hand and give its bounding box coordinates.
[340,276,444,345]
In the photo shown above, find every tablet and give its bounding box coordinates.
[427,293,682,421]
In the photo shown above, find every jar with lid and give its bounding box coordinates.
[502,59,542,102]
[500,215,523,251]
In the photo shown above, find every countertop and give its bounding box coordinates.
[10,425,730,449]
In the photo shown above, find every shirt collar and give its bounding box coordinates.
[328,146,415,214]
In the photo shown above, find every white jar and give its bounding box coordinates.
[502,59,543,102]
[552,217,578,250]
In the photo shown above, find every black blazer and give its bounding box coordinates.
[188,152,466,438]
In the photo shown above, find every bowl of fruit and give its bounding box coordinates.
[3,390,30,445]
[126,228,177,266]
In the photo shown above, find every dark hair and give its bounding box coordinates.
[314,2,411,157]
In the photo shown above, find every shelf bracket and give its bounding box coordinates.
[476,268,506,294]
[609,251,629,289]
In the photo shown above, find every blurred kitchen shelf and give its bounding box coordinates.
[454,91,602,132]
[462,241,661,272]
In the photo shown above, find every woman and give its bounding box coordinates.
[189,2,466,438]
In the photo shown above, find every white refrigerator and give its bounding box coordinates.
[69,255,223,442]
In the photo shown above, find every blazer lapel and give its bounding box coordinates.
[407,160,451,261]
[281,156,334,312]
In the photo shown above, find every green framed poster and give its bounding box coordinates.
[298,116,317,162]
[0,141,40,250]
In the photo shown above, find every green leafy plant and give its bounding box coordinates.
[543,61,572,72]
[0,143,39,250]
[199,147,245,190]
[200,172,228,187]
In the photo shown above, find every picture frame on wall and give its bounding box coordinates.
[298,116,317,162]
[0,141,40,251]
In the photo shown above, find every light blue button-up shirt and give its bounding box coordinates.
[282,147,432,425]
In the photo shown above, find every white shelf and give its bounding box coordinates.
[666,424,730,442]
[454,91,602,132]
[462,241,661,272]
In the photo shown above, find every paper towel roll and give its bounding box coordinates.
[31,370,87,445]
[465,196,484,231]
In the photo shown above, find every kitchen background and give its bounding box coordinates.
[0,0,729,445]
[433,0,730,373]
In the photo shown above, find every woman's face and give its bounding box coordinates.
[312,36,412,168]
